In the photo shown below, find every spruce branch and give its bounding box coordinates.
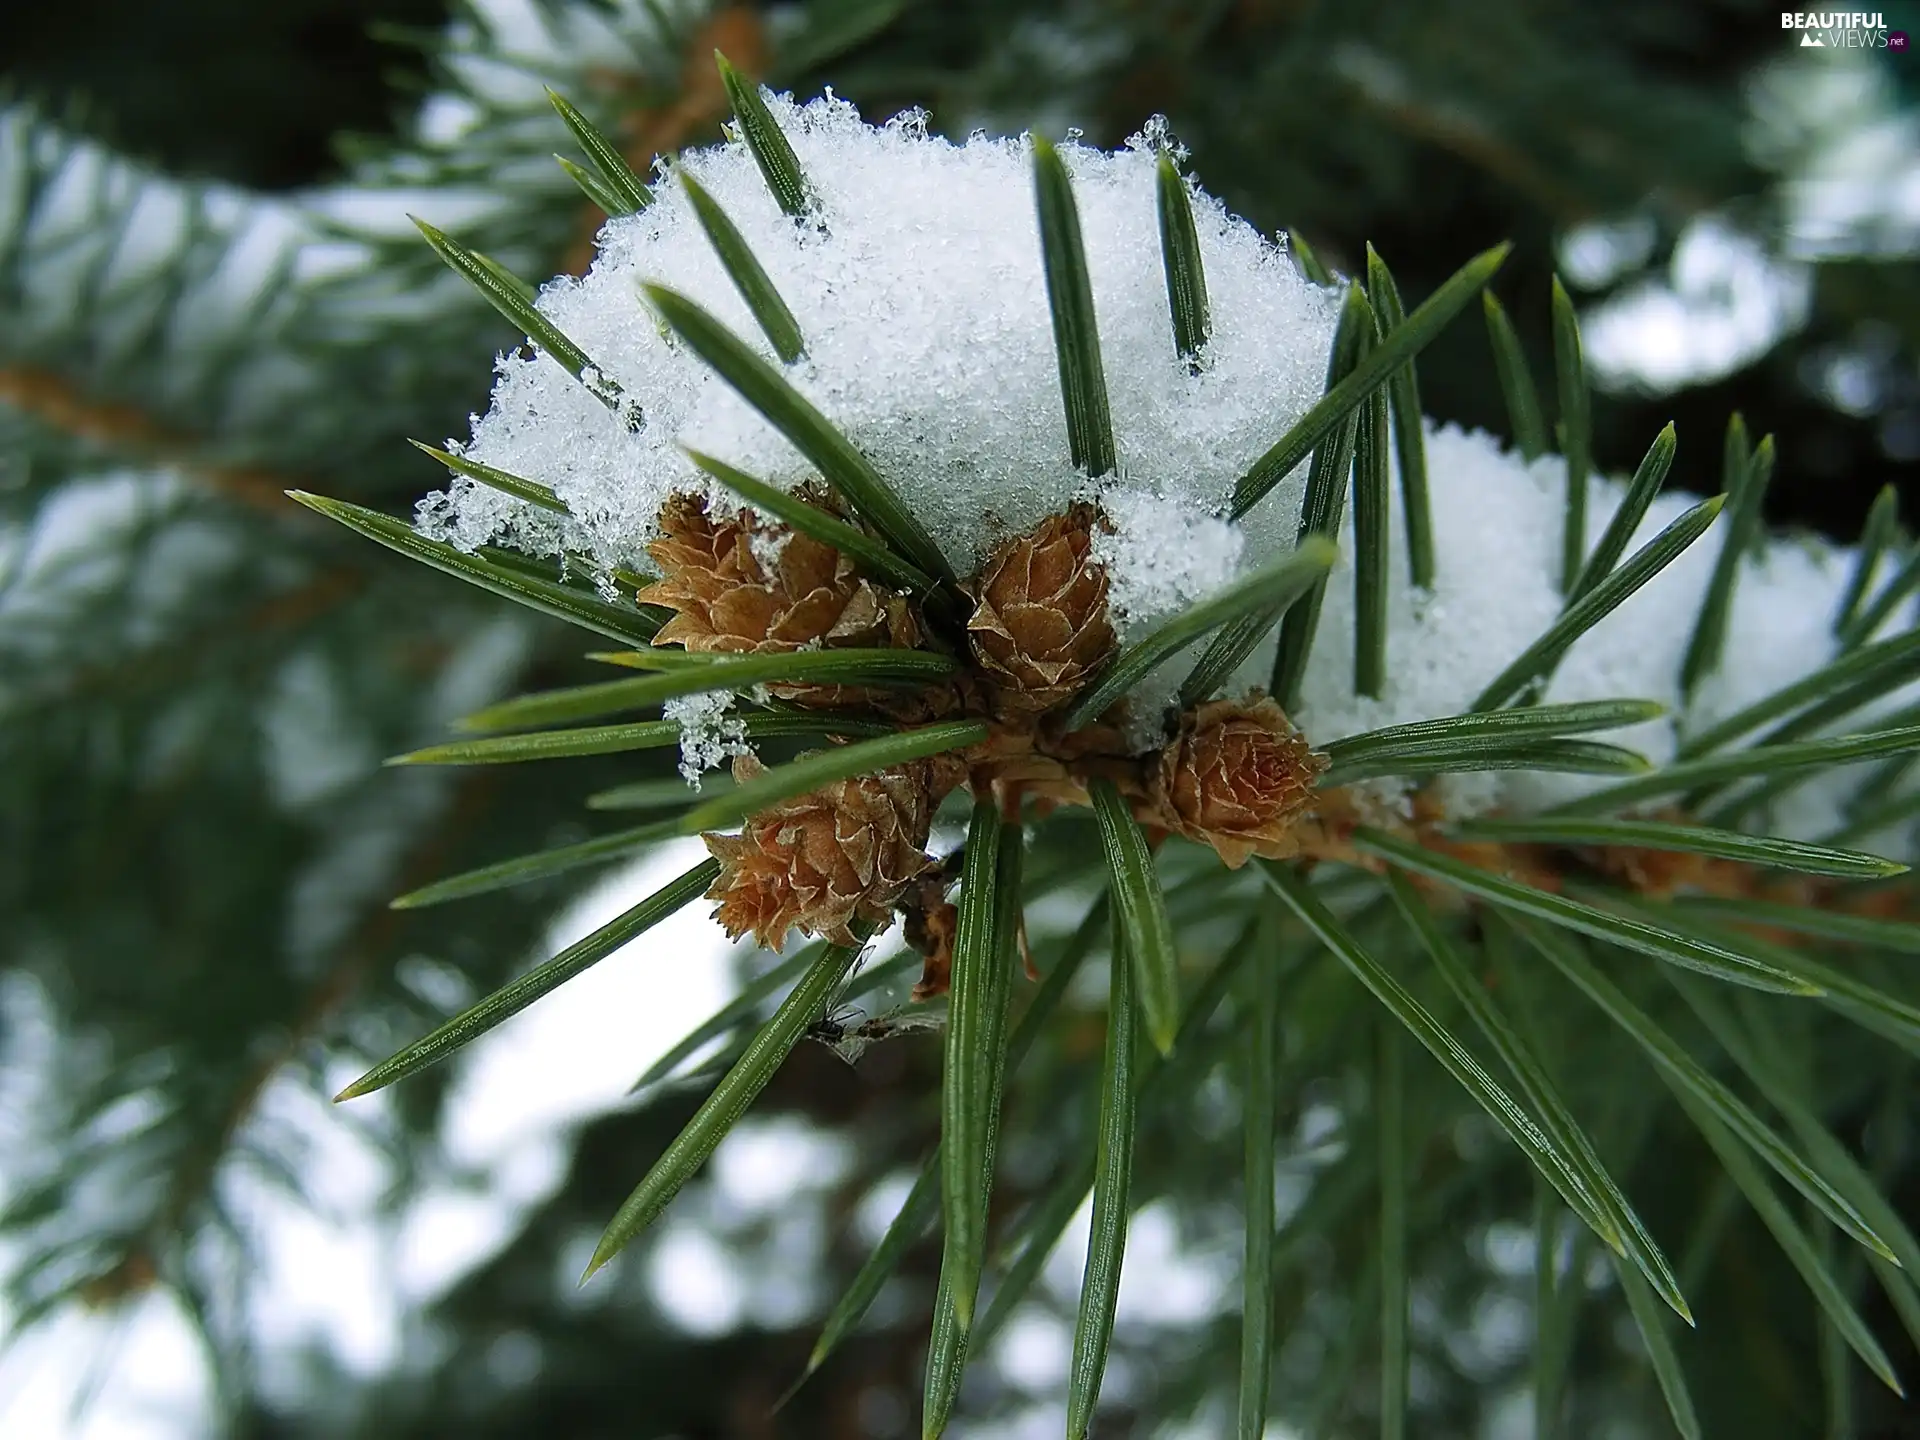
[0,366,307,515]
[555,7,773,274]
[17,19,1916,1434]
[76,768,501,1310]
[305,91,1920,1433]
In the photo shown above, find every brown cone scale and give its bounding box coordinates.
[639,491,914,707]
[966,503,1115,719]
[703,757,938,951]
[1149,697,1327,868]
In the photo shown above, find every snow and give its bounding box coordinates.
[1283,422,1919,837]
[418,92,1337,598]
[1093,484,1248,628]
[664,690,750,784]
[416,85,1914,843]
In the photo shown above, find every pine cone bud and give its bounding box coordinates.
[966,504,1115,719]
[642,491,935,708]
[1149,697,1326,868]
[703,757,937,950]
[640,491,891,656]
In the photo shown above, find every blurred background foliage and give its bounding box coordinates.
[3,0,1919,1435]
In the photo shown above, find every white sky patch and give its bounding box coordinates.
[1578,217,1811,393]
[1028,1195,1235,1333]
[706,1117,853,1218]
[1555,214,1658,291]
[993,1310,1074,1391]
[1111,1200,1236,1324]
[0,1293,213,1440]
[219,1082,400,1379]
[852,1169,919,1249]
[1572,48,1920,397]
[1749,48,1920,260]
[432,839,743,1172]
[646,1223,748,1336]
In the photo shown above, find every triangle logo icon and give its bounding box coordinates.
[1800,32,1826,45]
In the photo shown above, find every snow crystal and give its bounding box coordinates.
[420,91,1336,616]
[1094,486,1246,627]
[665,691,750,786]
[419,86,1915,846]
[746,522,792,575]
[1283,420,1911,840]
[1095,485,1249,746]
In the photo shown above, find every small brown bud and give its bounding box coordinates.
[641,491,889,651]
[966,504,1116,719]
[641,491,925,707]
[703,757,937,950]
[1150,697,1326,868]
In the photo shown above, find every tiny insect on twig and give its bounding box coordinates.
[806,1004,948,1065]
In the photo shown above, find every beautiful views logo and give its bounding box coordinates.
[1782,11,1897,45]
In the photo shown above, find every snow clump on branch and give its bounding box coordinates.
[415,90,1913,843]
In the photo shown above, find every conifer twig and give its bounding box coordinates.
[559,8,770,275]
[0,366,305,515]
